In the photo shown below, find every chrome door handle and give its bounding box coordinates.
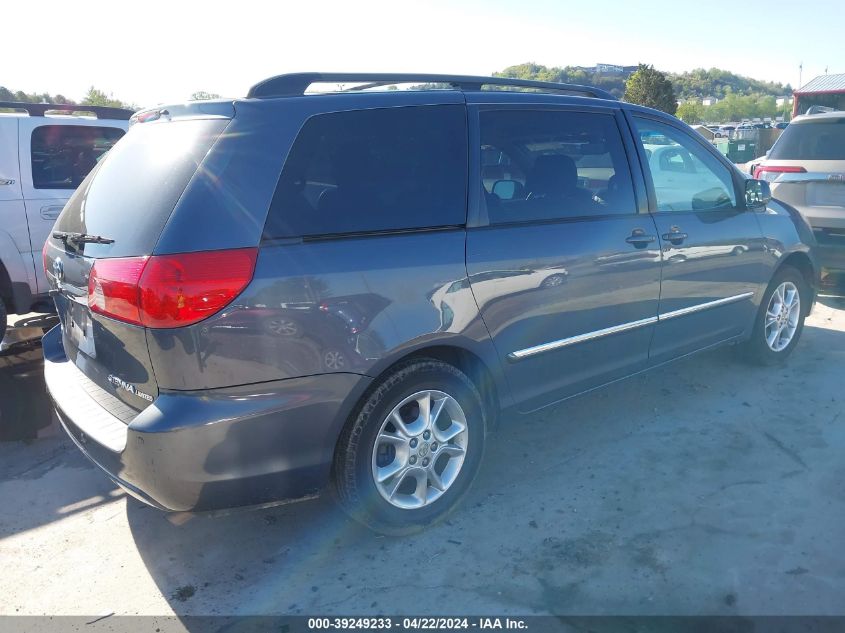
[40,205,64,220]
[625,229,656,247]
[662,226,688,244]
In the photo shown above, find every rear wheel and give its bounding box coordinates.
[333,359,486,534]
[739,266,808,365]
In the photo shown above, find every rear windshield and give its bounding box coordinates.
[53,118,229,258]
[768,119,845,160]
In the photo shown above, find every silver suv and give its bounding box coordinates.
[753,109,845,273]
[0,102,131,341]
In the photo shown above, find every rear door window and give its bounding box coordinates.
[479,109,637,224]
[31,125,124,189]
[264,105,467,238]
[768,119,845,160]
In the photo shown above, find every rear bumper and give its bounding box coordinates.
[817,242,845,272]
[788,204,845,272]
[43,326,370,512]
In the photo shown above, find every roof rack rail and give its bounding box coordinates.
[0,101,134,120]
[247,72,616,101]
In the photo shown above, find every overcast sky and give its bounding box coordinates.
[5,0,842,108]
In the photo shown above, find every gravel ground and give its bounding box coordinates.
[1,294,843,617]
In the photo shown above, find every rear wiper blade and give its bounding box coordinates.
[52,231,115,245]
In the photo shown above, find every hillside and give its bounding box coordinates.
[494,63,791,100]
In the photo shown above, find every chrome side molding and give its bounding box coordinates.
[508,316,658,361]
[657,292,754,321]
[508,291,755,361]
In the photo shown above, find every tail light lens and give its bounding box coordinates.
[89,257,148,325]
[88,248,258,328]
[755,165,806,181]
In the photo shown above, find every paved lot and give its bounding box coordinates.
[1,295,844,617]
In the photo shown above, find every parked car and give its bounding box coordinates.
[752,109,845,272]
[0,102,131,341]
[775,121,790,130]
[43,73,820,534]
[719,125,736,138]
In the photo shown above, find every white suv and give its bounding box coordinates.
[752,109,845,274]
[0,102,131,340]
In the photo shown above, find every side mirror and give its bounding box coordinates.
[745,179,772,208]
[492,179,522,200]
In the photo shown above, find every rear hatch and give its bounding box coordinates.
[763,117,845,230]
[44,115,231,419]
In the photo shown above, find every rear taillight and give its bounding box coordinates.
[138,249,258,328]
[88,248,258,328]
[89,257,148,325]
[755,165,806,181]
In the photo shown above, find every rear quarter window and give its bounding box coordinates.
[31,125,124,189]
[263,104,468,238]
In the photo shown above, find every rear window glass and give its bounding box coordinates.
[769,119,845,160]
[53,118,228,258]
[264,105,467,238]
[31,125,124,189]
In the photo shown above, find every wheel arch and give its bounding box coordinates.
[776,250,817,314]
[331,338,507,462]
[0,259,12,312]
[397,344,502,430]
[0,229,36,313]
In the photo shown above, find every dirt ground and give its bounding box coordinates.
[1,294,844,617]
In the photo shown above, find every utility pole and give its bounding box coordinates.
[799,62,803,89]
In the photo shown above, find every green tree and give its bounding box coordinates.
[82,86,130,109]
[624,64,677,114]
[190,90,221,101]
[676,100,704,124]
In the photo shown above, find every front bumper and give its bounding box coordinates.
[43,326,370,512]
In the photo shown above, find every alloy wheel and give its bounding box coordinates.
[371,390,468,510]
[765,281,800,352]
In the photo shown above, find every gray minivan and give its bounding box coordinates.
[43,73,819,533]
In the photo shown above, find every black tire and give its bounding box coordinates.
[739,266,808,366]
[0,300,6,345]
[333,358,486,535]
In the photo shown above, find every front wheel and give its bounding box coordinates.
[333,359,486,534]
[739,266,808,365]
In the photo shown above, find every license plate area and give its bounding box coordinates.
[809,182,845,207]
[65,297,97,358]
